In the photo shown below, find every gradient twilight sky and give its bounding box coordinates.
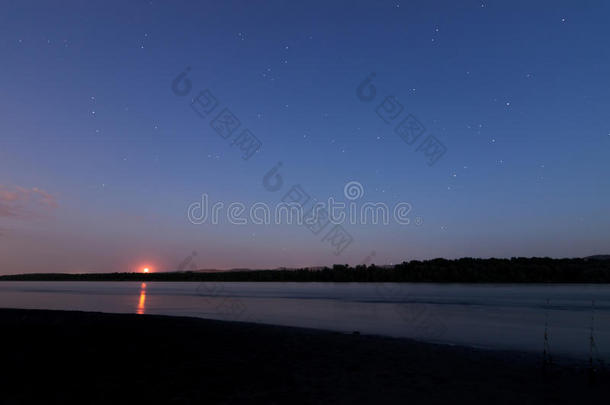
[1,0,609,274]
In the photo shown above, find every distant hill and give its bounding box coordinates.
[585,255,610,260]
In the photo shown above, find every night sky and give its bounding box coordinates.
[1,0,609,274]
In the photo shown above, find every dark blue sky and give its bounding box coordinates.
[1,0,609,273]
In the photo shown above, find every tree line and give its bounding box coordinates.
[2,257,610,283]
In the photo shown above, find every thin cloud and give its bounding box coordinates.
[0,185,58,218]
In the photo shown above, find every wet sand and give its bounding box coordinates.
[1,308,607,404]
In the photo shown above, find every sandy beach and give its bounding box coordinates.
[1,308,607,404]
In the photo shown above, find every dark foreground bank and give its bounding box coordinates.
[1,309,607,404]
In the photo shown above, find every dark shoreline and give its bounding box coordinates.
[2,257,610,283]
[2,308,608,404]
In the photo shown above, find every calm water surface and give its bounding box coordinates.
[1,281,609,361]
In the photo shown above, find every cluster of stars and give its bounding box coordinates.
[260,42,298,82]
[431,26,440,43]
[140,33,149,49]
[261,66,275,82]
[17,38,71,47]
[89,96,101,134]
[206,153,222,160]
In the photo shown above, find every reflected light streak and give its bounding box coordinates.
[137,282,147,314]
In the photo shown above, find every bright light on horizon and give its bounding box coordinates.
[143,267,150,273]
